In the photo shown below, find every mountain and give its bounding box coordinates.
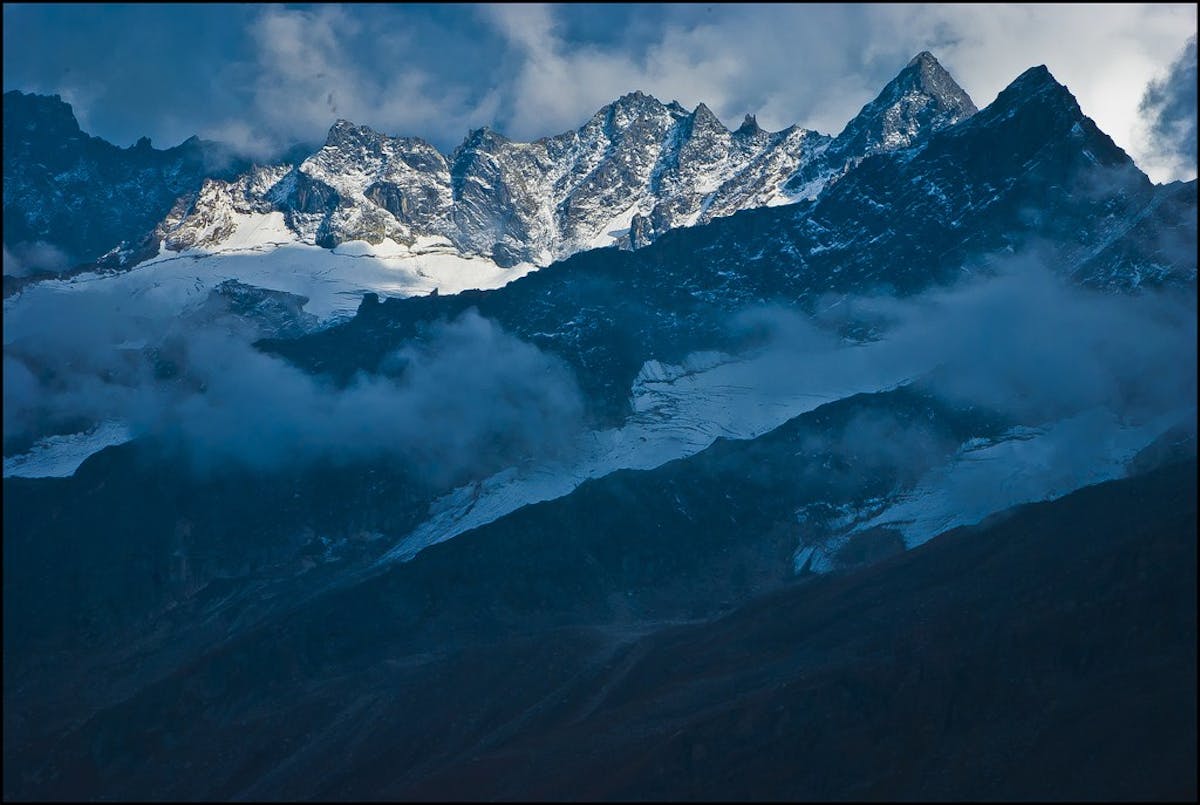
[155,95,825,267]
[1,91,246,275]
[270,65,1196,425]
[3,50,1196,802]
[0,52,977,289]
[6,60,1192,646]
[157,58,976,266]
[784,50,978,193]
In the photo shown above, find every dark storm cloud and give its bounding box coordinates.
[1139,36,1198,180]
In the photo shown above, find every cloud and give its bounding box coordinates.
[727,255,1196,484]
[2,241,72,277]
[3,287,584,484]
[1138,35,1198,183]
[5,5,1196,179]
[2,354,44,451]
[478,4,1198,182]
[801,408,960,489]
[202,7,502,160]
[478,4,885,139]
[888,261,1197,424]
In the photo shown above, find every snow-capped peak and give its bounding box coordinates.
[105,53,979,271]
[783,50,977,195]
[834,50,977,155]
[735,114,762,136]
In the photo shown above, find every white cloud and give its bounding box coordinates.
[3,241,71,277]
[480,4,1197,181]
[871,4,1197,183]
[203,7,501,159]
[1136,35,1198,183]
[167,4,1197,183]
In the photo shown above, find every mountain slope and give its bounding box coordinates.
[393,459,1197,801]
[5,452,1193,800]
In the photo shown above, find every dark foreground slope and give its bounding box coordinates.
[407,458,1195,801]
[8,459,1195,800]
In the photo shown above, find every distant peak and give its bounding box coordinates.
[612,89,663,110]
[4,88,67,106]
[735,113,761,135]
[324,119,390,148]
[967,63,1135,170]
[593,91,671,132]
[329,119,358,134]
[457,125,509,153]
[875,50,979,117]
[473,124,506,139]
[979,65,1085,124]
[907,50,938,68]
[3,89,83,136]
[324,119,358,142]
[824,50,978,155]
[1007,64,1060,91]
[990,65,1077,110]
[666,100,688,115]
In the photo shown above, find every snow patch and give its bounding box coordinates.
[797,407,1193,573]
[8,233,535,327]
[379,339,916,564]
[4,421,132,479]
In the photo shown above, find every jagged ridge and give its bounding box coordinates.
[155,53,978,267]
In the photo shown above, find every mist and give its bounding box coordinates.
[5,249,1194,508]
[734,256,1196,487]
[3,287,584,484]
[2,241,72,277]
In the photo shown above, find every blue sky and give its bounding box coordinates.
[4,3,1196,181]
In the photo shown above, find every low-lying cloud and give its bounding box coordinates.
[730,256,1196,483]
[3,241,72,277]
[868,261,1195,424]
[4,251,1194,506]
[3,289,584,484]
